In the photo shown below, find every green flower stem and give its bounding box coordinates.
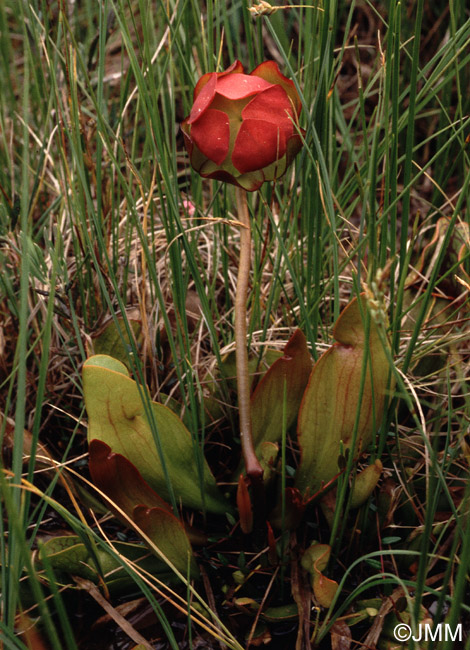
[234,187,265,525]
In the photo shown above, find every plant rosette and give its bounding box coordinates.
[181,60,305,191]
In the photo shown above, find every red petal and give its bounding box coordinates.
[242,85,294,129]
[192,61,244,111]
[193,62,244,104]
[251,60,302,116]
[188,73,217,124]
[190,108,230,165]
[217,60,245,76]
[192,72,213,101]
[216,73,272,100]
[232,118,287,174]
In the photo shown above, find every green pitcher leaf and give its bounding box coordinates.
[220,348,283,392]
[259,441,279,482]
[90,317,142,368]
[296,296,393,495]
[85,354,130,376]
[261,603,299,622]
[350,459,383,508]
[83,355,228,514]
[133,505,199,578]
[39,536,99,583]
[38,536,175,593]
[251,329,312,451]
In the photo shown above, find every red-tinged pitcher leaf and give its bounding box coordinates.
[251,329,312,452]
[301,543,339,608]
[314,571,339,609]
[301,542,330,574]
[237,474,253,534]
[89,440,207,547]
[83,355,229,514]
[133,505,199,578]
[89,439,172,516]
[269,487,305,530]
[295,296,394,495]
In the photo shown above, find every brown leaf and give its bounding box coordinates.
[291,544,312,650]
[16,614,50,650]
[331,620,352,650]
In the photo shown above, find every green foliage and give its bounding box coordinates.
[81,295,393,603]
[38,535,178,593]
[90,318,143,369]
[83,355,228,514]
[296,295,394,495]
[350,459,383,509]
[1,0,469,647]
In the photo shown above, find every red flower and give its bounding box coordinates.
[181,61,305,191]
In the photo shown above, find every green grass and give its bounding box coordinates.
[1,0,469,648]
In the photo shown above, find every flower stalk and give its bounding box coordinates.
[234,188,265,523]
[181,60,305,533]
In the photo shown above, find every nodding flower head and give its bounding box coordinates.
[181,60,305,191]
